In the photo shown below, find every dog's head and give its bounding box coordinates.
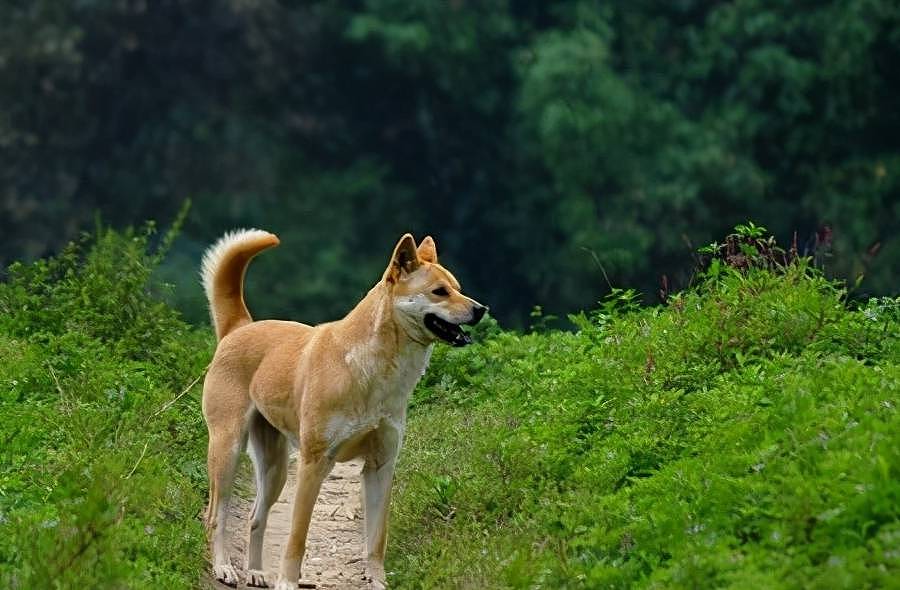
[383,234,486,347]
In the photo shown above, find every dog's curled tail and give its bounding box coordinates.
[201,229,280,341]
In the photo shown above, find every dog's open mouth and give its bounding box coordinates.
[424,313,472,347]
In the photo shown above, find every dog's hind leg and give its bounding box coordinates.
[206,425,246,586]
[246,410,289,588]
[204,378,252,588]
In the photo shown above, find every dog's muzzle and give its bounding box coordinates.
[424,305,486,347]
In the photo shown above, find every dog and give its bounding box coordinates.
[200,230,486,589]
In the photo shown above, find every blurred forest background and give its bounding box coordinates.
[2,0,898,327]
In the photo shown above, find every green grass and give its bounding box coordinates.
[1,224,897,589]
[0,224,212,588]
[389,264,899,589]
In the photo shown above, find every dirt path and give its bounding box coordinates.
[205,456,368,589]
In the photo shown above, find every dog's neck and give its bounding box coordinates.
[338,281,433,386]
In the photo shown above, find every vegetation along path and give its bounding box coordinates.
[207,457,367,590]
[2,226,897,589]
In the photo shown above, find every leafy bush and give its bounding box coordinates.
[3,220,896,589]
[389,247,899,588]
[0,223,211,588]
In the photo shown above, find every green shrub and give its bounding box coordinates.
[3,220,897,589]
[389,254,899,588]
[0,223,212,588]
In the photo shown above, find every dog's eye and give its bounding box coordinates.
[432,287,449,297]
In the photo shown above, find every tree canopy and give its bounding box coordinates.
[3,0,898,326]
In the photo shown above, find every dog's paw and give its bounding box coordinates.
[213,563,240,587]
[247,569,270,587]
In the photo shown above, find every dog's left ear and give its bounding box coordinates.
[384,233,420,284]
[417,235,438,264]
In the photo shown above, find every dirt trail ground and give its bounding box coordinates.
[205,456,368,589]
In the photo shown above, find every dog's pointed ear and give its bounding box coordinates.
[384,234,420,284]
[417,235,438,264]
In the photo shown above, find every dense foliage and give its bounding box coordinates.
[390,257,900,587]
[0,225,210,588]
[2,1,898,326]
[1,218,897,588]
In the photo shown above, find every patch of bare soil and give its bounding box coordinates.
[204,457,367,589]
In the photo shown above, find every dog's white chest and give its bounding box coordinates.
[327,343,432,457]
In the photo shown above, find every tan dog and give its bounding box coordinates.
[200,230,485,589]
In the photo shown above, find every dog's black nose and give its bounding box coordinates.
[469,304,487,325]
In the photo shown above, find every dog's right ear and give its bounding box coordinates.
[416,235,438,264]
[384,234,420,284]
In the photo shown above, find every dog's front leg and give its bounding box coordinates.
[363,427,401,589]
[274,455,333,590]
